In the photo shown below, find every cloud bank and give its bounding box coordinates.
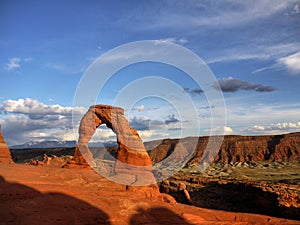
[0,98,85,145]
[247,122,300,133]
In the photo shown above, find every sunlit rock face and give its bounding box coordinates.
[0,129,14,163]
[74,105,157,187]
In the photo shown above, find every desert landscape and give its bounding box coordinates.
[1,1,300,225]
[1,123,300,224]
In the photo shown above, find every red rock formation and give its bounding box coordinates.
[0,131,13,163]
[75,105,156,186]
[1,163,298,225]
[146,133,300,165]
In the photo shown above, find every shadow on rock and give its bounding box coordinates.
[129,207,193,225]
[0,176,111,225]
[165,181,300,221]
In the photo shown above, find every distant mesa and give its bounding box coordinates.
[74,104,158,188]
[0,127,14,164]
[146,132,300,167]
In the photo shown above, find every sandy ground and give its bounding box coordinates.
[0,163,299,225]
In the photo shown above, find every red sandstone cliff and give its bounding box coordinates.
[146,132,300,165]
[0,131,13,163]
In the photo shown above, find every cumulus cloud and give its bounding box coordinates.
[205,126,234,135]
[132,105,145,112]
[214,77,277,92]
[246,122,300,133]
[137,130,153,139]
[137,130,170,141]
[3,98,81,115]
[130,116,166,131]
[130,116,150,131]
[0,115,68,145]
[0,98,85,145]
[278,51,300,74]
[90,126,117,142]
[129,116,175,141]
[5,58,21,71]
[130,114,182,131]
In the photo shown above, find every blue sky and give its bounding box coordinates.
[0,0,300,145]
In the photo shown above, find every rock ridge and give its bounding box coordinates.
[0,130,13,163]
[146,132,300,166]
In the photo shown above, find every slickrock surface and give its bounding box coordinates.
[0,131,13,163]
[0,163,298,225]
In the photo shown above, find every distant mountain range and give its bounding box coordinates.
[10,140,118,149]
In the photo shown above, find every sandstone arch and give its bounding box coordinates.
[74,105,156,186]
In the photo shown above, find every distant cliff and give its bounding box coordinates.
[146,132,300,166]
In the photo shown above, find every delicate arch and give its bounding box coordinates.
[74,105,155,186]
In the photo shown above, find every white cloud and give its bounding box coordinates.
[268,122,300,130]
[251,125,265,131]
[208,43,300,64]
[5,58,21,71]
[3,98,83,115]
[245,122,300,134]
[133,105,145,112]
[224,126,234,134]
[137,130,152,139]
[137,130,170,141]
[278,51,300,73]
[130,116,167,131]
[5,57,33,71]
[27,132,49,138]
[0,98,85,145]
[130,0,293,30]
[205,126,233,135]
[90,126,116,142]
[159,37,188,45]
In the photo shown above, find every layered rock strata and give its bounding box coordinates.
[146,133,300,166]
